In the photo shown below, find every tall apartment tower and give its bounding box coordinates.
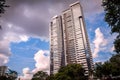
[50,1,93,75]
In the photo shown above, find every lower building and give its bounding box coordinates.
[0,66,7,76]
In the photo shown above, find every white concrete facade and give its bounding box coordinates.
[50,1,93,75]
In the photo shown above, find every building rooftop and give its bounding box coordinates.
[69,1,80,7]
[52,15,58,19]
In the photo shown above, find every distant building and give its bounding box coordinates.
[50,1,94,75]
[0,66,7,76]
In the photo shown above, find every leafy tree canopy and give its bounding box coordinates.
[32,71,48,80]
[114,36,120,53]
[94,54,120,78]
[102,0,120,53]
[102,0,120,34]
[94,63,103,78]
[110,54,120,76]
[54,64,87,80]
[7,69,18,80]
[0,0,8,16]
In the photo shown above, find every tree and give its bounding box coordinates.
[46,74,55,80]
[0,68,18,80]
[114,36,120,53]
[32,71,49,80]
[102,62,112,77]
[54,64,87,80]
[94,63,103,79]
[0,76,8,80]
[0,0,8,16]
[94,54,120,79]
[7,69,18,80]
[94,61,112,79]
[0,0,9,29]
[102,0,120,53]
[110,54,120,76]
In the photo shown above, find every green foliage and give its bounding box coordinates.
[110,54,120,64]
[94,63,103,78]
[102,0,120,53]
[53,64,87,80]
[102,1,120,78]
[102,62,112,76]
[0,0,9,28]
[110,54,120,76]
[32,71,48,80]
[114,36,120,53]
[95,54,120,78]
[102,0,120,34]
[0,0,9,16]
[46,74,55,80]
[7,69,18,80]
[0,76,8,80]
[0,69,18,80]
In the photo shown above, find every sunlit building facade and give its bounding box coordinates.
[50,16,65,74]
[50,1,93,75]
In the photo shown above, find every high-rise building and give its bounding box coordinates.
[50,1,93,75]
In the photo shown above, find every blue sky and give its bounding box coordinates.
[8,37,49,74]
[0,0,116,79]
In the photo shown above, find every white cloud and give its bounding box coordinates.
[20,67,33,80]
[93,28,107,58]
[19,35,29,42]
[0,54,9,66]
[20,50,50,80]
[23,68,31,74]
[32,50,50,73]
[7,23,13,28]
[0,30,29,65]
[23,7,32,18]
[4,32,22,42]
[111,45,115,52]
[0,21,48,70]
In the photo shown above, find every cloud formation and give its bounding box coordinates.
[32,50,50,73]
[0,54,9,66]
[0,30,29,66]
[0,0,104,65]
[93,28,107,58]
[20,50,49,80]
[1,0,103,39]
[20,67,33,80]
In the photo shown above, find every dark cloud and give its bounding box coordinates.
[1,0,103,38]
[2,0,78,38]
